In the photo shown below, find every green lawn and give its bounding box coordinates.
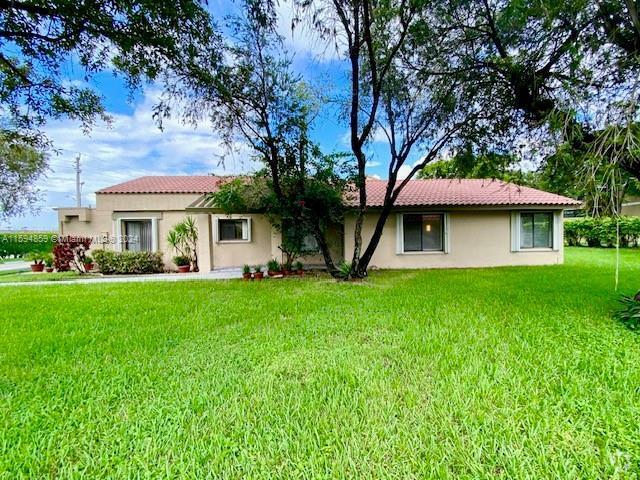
[1,248,639,478]
[0,271,82,283]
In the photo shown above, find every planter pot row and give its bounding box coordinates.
[31,263,94,273]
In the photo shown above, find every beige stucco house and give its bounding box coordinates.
[56,176,580,272]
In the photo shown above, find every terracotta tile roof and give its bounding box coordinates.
[344,178,581,207]
[96,176,230,194]
[98,175,580,208]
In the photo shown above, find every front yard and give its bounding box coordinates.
[1,247,639,478]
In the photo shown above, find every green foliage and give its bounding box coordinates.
[43,253,53,268]
[0,0,219,143]
[0,135,48,218]
[167,216,199,270]
[84,255,93,264]
[92,250,164,275]
[294,261,303,271]
[564,216,640,247]
[0,231,55,258]
[253,264,263,273]
[337,261,352,279]
[2,248,640,477]
[172,255,190,267]
[616,293,640,331]
[25,251,45,265]
[267,259,280,272]
[242,264,251,274]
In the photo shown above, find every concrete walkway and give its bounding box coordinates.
[0,267,243,287]
[0,261,29,272]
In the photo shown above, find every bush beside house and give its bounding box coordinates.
[93,250,164,274]
[565,216,640,247]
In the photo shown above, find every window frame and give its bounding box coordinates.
[113,215,159,252]
[511,210,561,252]
[216,217,251,243]
[396,212,449,255]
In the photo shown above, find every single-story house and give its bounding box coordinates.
[56,176,580,271]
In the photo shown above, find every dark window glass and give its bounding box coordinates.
[520,212,552,248]
[124,220,152,251]
[403,214,443,252]
[219,219,246,241]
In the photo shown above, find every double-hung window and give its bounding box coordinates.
[519,212,553,249]
[401,214,444,252]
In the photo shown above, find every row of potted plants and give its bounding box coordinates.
[26,251,94,273]
[242,260,305,280]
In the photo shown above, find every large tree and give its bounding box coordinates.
[295,0,484,277]
[0,0,220,218]
[160,3,348,274]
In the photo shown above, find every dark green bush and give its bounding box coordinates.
[0,232,56,258]
[93,250,164,274]
[564,216,640,247]
[616,293,640,331]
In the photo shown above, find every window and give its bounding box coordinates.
[520,212,553,249]
[218,218,249,241]
[123,220,153,252]
[402,214,444,252]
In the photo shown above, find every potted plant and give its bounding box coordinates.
[173,255,191,273]
[26,252,45,272]
[242,264,252,280]
[267,259,281,277]
[295,260,304,276]
[253,264,264,280]
[83,255,94,272]
[44,254,54,273]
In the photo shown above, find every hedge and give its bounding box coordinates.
[564,216,640,247]
[0,232,57,258]
[93,250,164,274]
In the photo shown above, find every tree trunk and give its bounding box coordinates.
[353,201,395,276]
[310,219,339,277]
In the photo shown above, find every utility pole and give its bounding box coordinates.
[74,154,82,207]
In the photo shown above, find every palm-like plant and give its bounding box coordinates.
[167,216,199,271]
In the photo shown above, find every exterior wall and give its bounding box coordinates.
[58,193,201,270]
[622,197,640,216]
[343,209,564,269]
[210,213,274,268]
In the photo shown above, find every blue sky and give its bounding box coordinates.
[2,2,414,231]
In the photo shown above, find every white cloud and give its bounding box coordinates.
[276,1,342,61]
[7,89,258,230]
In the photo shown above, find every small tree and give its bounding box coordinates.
[53,236,92,272]
[167,216,199,272]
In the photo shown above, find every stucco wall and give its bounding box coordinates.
[622,197,640,216]
[343,209,564,269]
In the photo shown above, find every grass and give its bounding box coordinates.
[1,247,639,478]
[0,271,82,283]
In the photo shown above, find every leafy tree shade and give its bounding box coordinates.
[0,0,219,141]
[0,134,47,218]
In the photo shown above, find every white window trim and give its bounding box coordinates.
[114,216,159,252]
[214,216,252,244]
[511,210,561,252]
[396,212,449,255]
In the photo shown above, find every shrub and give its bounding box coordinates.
[25,251,45,264]
[615,292,640,331]
[0,232,56,258]
[93,250,164,274]
[564,216,640,247]
[337,261,352,279]
[53,236,92,272]
[295,261,303,271]
[242,264,251,274]
[173,255,190,267]
[267,259,280,272]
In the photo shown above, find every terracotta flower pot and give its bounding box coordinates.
[45,267,54,273]
[30,264,44,272]
[84,263,93,272]
[242,272,252,280]
[253,271,264,280]
[297,269,304,276]
[178,265,191,273]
